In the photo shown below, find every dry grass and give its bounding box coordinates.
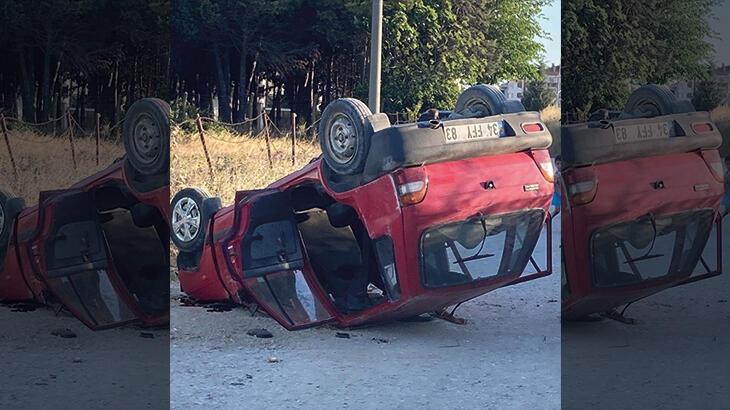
[171,127,321,204]
[541,105,561,156]
[540,105,561,123]
[0,130,125,205]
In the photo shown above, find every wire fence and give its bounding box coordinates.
[1,111,124,182]
[178,110,308,177]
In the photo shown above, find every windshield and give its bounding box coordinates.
[591,209,715,288]
[420,210,545,288]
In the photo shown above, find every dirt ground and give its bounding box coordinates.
[562,217,730,409]
[169,220,561,410]
[0,305,170,409]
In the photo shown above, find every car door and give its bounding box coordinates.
[36,190,138,329]
[237,190,334,329]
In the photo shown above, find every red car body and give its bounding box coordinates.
[178,148,556,330]
[561,114,725,319]
[0,160,170,330]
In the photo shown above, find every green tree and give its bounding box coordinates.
[380,0,549,116]
[1,0,170,124]
[692,76,725,112]
[479,0,551,83]
[563,0,719,121]
[522,75,556,111]
[171,0,551,123]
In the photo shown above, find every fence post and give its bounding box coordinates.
[95,113,101,166]
[291,112,297,165]
[68,111,77,170]
[263,112,273,169]
[195,115,215,180]
[257,101,266,131]
[0,114,18,182]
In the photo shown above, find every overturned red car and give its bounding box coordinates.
[0,98,171,330]
[561,85,725,321]
[171,85,557,330]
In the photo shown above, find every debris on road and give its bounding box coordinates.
[50,328,77,338]
[205,303,234,312]
[247,328,273,338]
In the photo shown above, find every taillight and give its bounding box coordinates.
[692,122,714,134]
[393,168,429,206]
[567,179,598,205]
[699,150,725,183]
[528,150,555,183]
[521,122,545,133]
[538,160,555,183]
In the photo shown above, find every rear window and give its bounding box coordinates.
[420,210,545,288]
[591,209,715,288]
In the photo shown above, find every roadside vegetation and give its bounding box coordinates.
[0,131,124,205]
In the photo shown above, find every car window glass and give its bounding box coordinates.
[421,210,544,288]
[48,269,136,326]
[591,210,714,287]
[249,270,332,327]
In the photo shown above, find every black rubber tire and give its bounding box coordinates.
[170,187,212,252]
[0,189,25,248]
[150,98,171,115]
[0,190,11,244]
[454,84,523,117]
[624,85,682,117]
[319,98,373,175]
[123,98,170,176]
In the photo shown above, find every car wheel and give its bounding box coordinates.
[170,187,212,252]
[123,98,170,176]
[454,84,523,118]
[624,85,692,117]
[319,98,373,175]
[0,189,26,247]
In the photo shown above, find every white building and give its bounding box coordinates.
[499,64,561,106]
[669,65,730,106]
[543,65,561,107]
[669,80,696,101]
[499,80,526,100]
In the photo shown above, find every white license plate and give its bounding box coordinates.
[614,122,671,143]
[444,122,503,144]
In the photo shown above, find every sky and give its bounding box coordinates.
[537,0,561,66]
[709,1,730,65]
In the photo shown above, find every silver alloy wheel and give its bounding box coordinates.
[328,114,357,164]
[133,113,161,165]
[172,197,201,242]
[0,201,5,235]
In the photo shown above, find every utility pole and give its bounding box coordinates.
[369,0,383,113]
